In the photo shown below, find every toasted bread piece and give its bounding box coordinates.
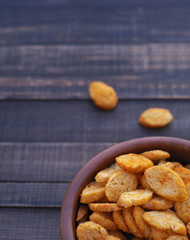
[95,163,120,183]
[105,236,120,240]
[90,212,118,231]
[157,160,175,170]
[89,81,118,110]
[172,162,183,168]
[167,236,188,240]
[141,150,170,163]
[175,182,190,224]
[160,162,175,170]
[108,231,127,240]
[76,205,89,222]
[140,174,151,190]
[144,166,187,201]
[138,108,173,128]
[133,206,150,238]
[106,235,121,240]
[157,159,167,165]
[117,189,153,208]
[89,203,122,212]
[123,207,143,238]
[96,196,110,203]
[80,181,105,204]
[150,227,171,240]
[166,236,188,240]
[105,170,138,202]
[113,211,128,232]
[174,167,190,184]
[166,209,178,215]
[187,222,190,235]
[116,154,153,173]
[143,211,187,235]
[142,195,173,210]
[76,221,108,240]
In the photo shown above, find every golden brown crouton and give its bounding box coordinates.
[145,166,187,201]
[143,211,187,235]
[116,154,153,173]
[89,81,118,110]
[105,170,137,202]
[76,221,108,240]
[138,108,173,128]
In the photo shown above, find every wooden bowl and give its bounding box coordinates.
[60,137,190,240]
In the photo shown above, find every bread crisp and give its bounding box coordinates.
[150,227,171,240]
[166,236,188,240]
[105,170,138,202]
[144,166,187,201]
[143,211,187,235]
[117,189,153,208]
[89,81,118,110]
[105,236,120,240]
[158,160,175,170]
[133,206,150,238]
[89,203,122,212]
[138,108,173,128]
[113,211,129,232]
[175,182,190,224]
[157,159,167,165]
[77,149,190,240]
[76,221,108,240]
[95,163,120,183]
[172,162,183,168]
[90,212,118,231]
[141,150,170,163]
[116,153,153,173]
[123,207,143,238]
[96,196,110,203]
[142,196,173,210]
[174,167,190,184]
[108,231,127,240]
[140,174,151,190]
[80,181,106,204]
[160,162,175,170]
[76,205,89,222]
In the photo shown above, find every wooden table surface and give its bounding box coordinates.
[1,0,190,239]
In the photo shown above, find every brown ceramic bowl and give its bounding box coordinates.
[60,136,190,240]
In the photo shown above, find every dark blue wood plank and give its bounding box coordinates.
[0,44,190,99]
[0,1,190,45]
[0,183,68,207]
[0,100,189,143]
[0,142,112,182]
[2,0,189,6]
[0,208,61,240]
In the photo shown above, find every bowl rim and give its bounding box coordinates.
[60,136,190,240]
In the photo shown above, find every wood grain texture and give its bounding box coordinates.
[0,100,189,143]
[0,142,112,182]
[0,182,69,207]
[1,44,190,99]
[2,1,190,239]
[0,208,61,240]
[0,0,190,45]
